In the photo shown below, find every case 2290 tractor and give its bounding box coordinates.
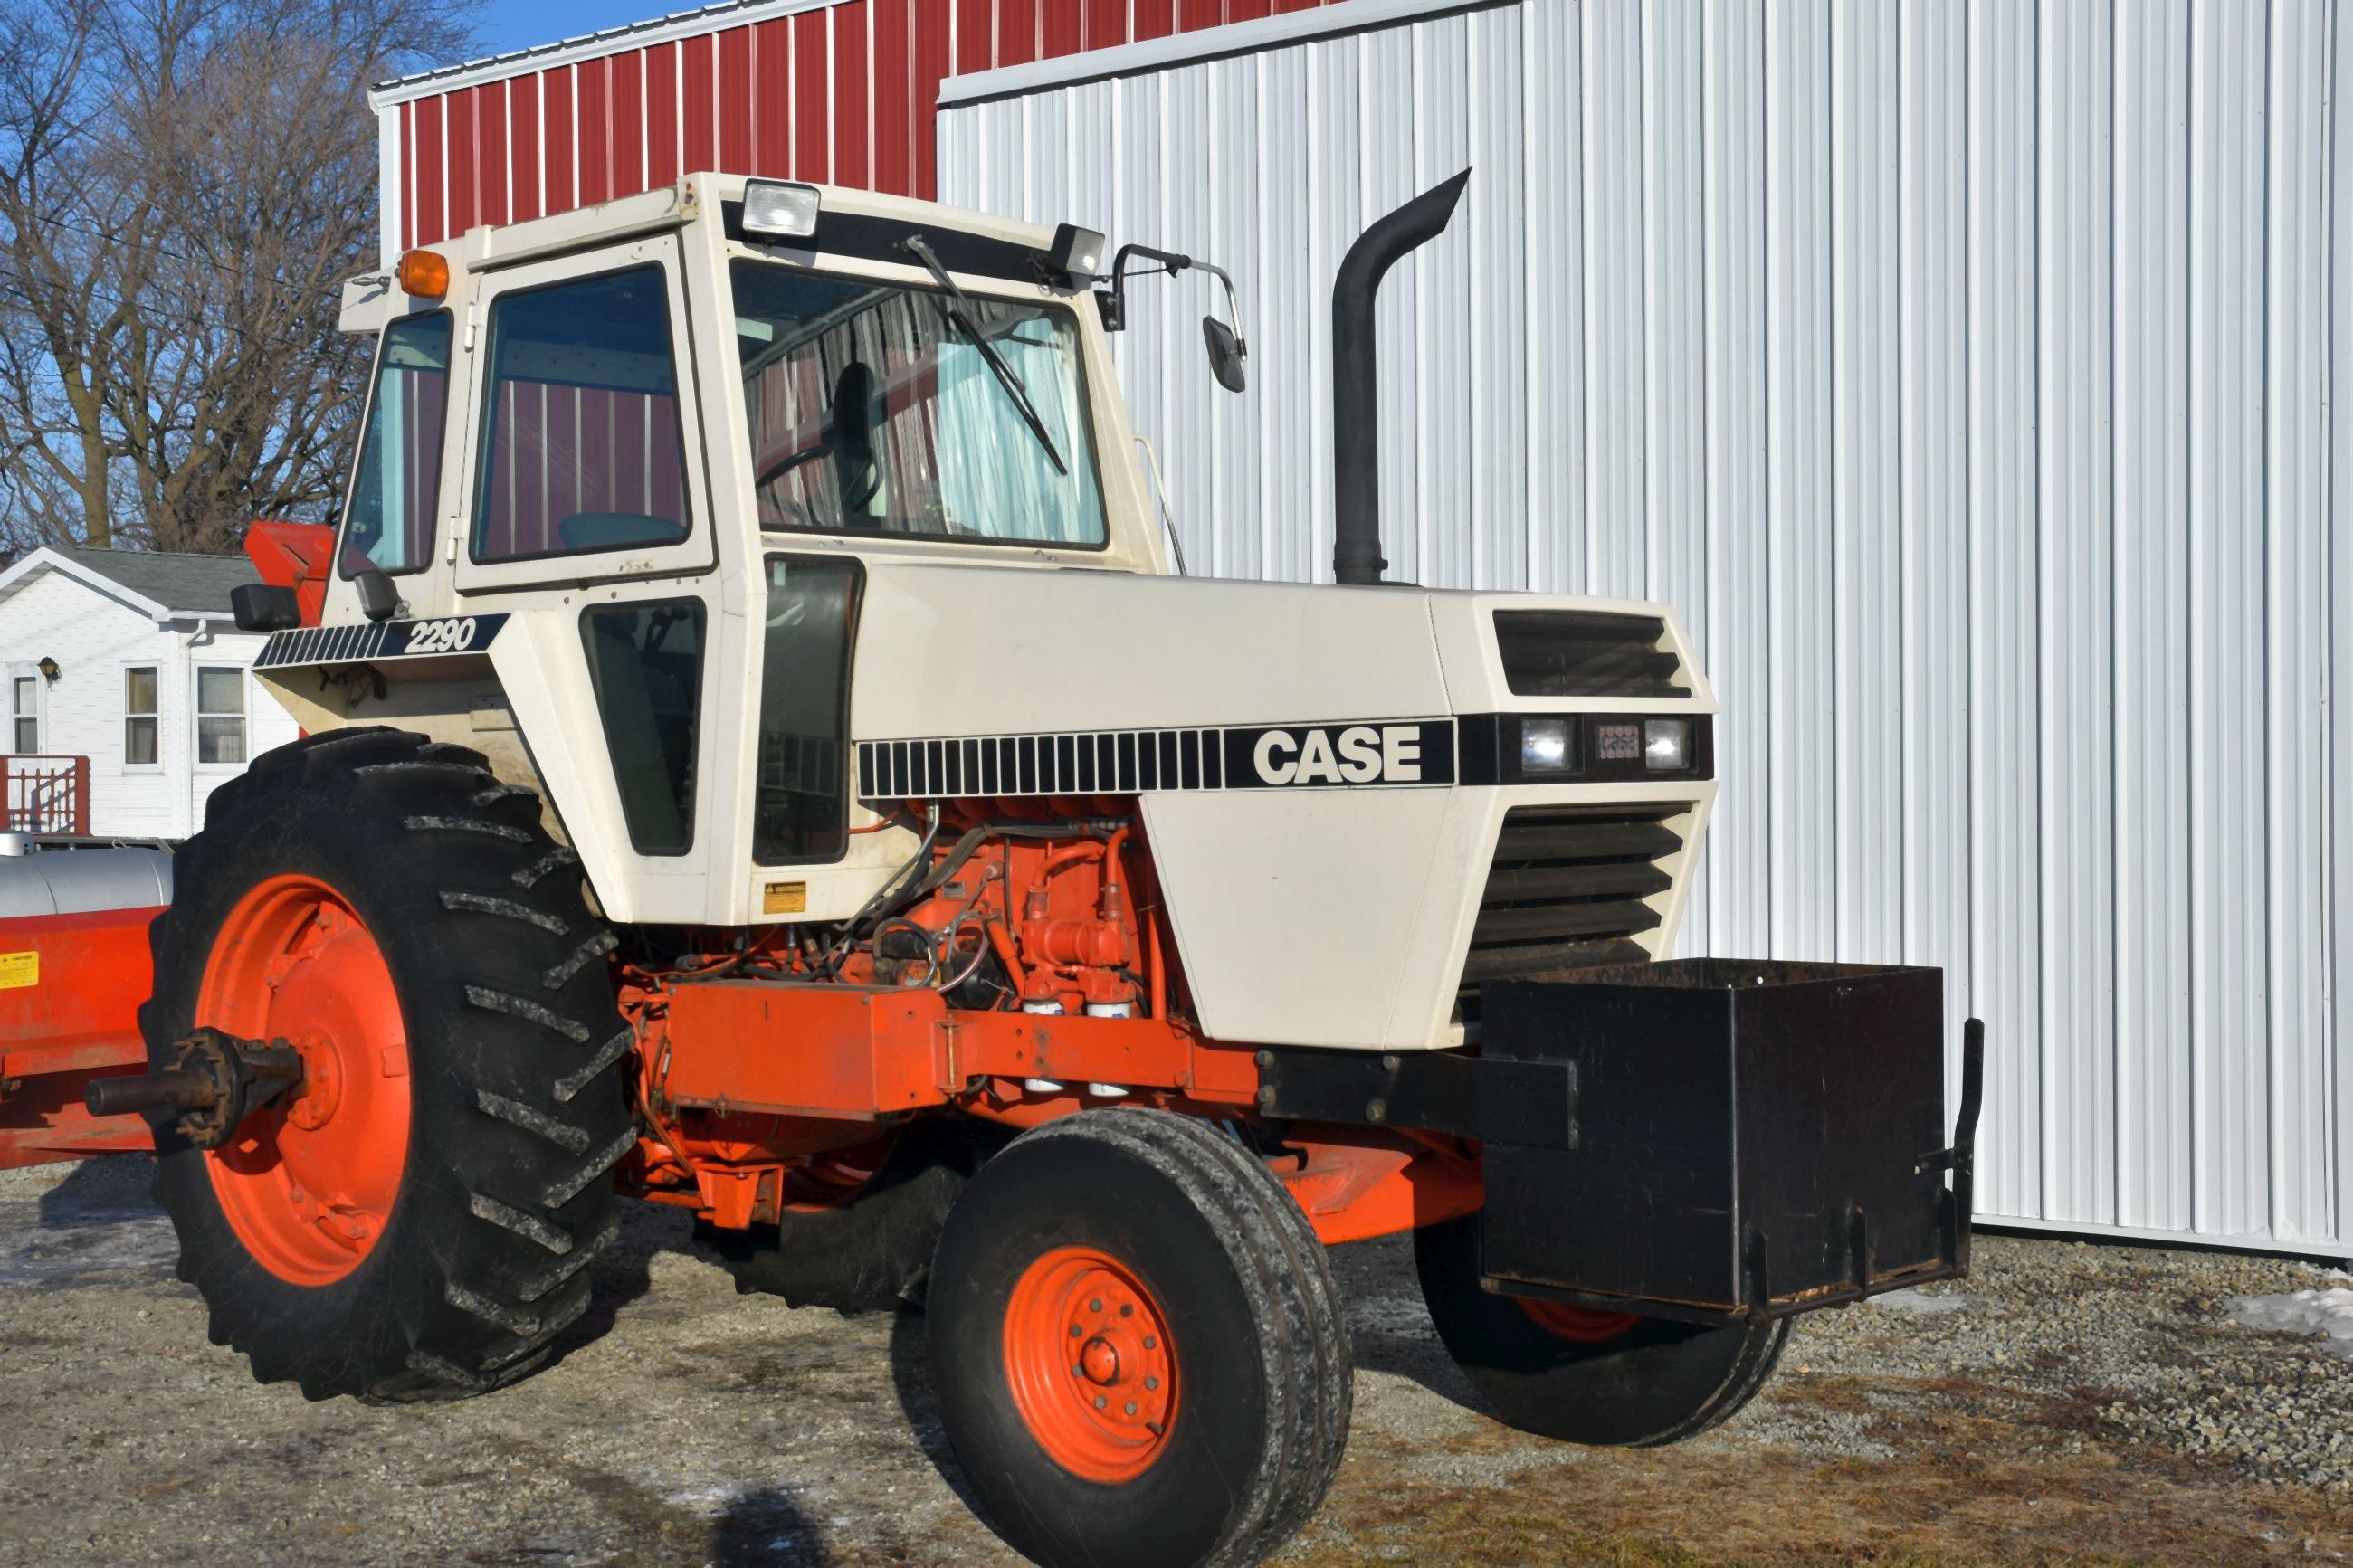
[5,170,1979,1567]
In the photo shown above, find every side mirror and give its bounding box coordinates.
[353,566,401,622]
[1202,315,1248,393]
[229,583,301,632]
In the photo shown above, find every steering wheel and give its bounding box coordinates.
[754,442,828,492]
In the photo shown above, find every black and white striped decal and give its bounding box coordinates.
[256,613,510,670]
[856,719,1459,799]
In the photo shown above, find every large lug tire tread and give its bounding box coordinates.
[700,1117,1012,1312]
[927,1107,1352,1568]
[143,727,633,1402]
[1413,1212,1790,1446]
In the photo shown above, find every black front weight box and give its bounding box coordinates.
[1477,959,1981,1324]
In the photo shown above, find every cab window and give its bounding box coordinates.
[473,266,691,564]
[730,261,1107,548]
[340,312,451,576]
[755,556,860,863]
[579,599,705,854]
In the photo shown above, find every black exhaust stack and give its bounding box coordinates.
[1331,168,1471,585]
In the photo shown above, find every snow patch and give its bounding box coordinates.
[1869,1288,1971,1316]
[2226,1288,2353,1358]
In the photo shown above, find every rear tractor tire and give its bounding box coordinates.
[142,727,635,1401]
[1414,1212,1788,1446]
[927,1108,1352,1568]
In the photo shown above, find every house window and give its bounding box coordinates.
[124,667,159,766]
[195,668,246,765]
[11,676,35,754]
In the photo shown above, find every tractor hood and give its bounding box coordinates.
[847,562,1716,1051]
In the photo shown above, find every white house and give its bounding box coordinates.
[0,547,299,839]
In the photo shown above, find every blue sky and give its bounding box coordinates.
[465,1,673,61]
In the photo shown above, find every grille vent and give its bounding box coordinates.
[1494,610,1689,699]
[1462,803,1684,986]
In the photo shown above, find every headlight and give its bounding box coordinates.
[1520,717,1572,773]
[1644,718,1691,771]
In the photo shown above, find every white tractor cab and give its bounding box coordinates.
[106,169,1976,1568]
[282,170,1715,1050]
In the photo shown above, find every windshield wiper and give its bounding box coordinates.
[900,233,1069,477]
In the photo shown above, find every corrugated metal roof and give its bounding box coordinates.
[49,547,258,617]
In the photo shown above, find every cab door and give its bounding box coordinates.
[451,235,717,593]
[448,235,729,922]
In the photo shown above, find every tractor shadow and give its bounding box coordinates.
[711,1485,827,1565]
[31,1152,160,1229]
[887,1307,1021,1554]
[548,1194,707,1367]
[0,1155,178,1290]
[887,1307,982,1507]
[1328,1235,1487,1413]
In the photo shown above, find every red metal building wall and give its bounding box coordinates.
[392,0,1341,249]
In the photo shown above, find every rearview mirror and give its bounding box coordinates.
[1202,315,1248,394]
[230,583,301,632]
[353,565,401,622]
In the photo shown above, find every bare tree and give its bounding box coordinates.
[0,0,466,555]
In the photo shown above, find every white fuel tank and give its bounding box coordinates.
[0,836,174,919]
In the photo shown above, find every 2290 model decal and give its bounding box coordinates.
[255,613,510,670]
[402,616,485,655]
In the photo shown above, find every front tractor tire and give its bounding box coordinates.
[927,1109,1352,1568]
[1414,1213,1788,1446]
[141,728,634,1402]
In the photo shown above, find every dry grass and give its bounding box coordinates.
[1293,1371,2353,1566]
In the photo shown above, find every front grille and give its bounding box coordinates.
[1493,610,1690,698]
[1461,803,1684,986]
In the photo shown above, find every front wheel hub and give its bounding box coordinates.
[194,874,412,1287]
[1003,1246,1178,1482]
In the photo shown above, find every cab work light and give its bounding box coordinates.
[1048,222,1106,285]
[396,249,450,299]
[743,180,823,240]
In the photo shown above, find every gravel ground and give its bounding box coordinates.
[2,1155,2349,1565]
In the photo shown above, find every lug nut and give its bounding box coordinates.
[1094,1396,1108,1411]
[1124,1402,1138,1415]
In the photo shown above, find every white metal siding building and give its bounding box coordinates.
[938,0,2353,1256]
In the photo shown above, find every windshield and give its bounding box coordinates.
[729,261,1108,547]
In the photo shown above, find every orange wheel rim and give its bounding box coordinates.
[1519,1297,1643,1344]
[196,874,410,1287]
[1003,1246,1178,1483]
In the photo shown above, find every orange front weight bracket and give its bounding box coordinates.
[656,980,1262,1119]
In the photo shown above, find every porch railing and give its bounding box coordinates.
[1,755,90,835]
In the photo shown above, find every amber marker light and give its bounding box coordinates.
[396,249,451,299]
